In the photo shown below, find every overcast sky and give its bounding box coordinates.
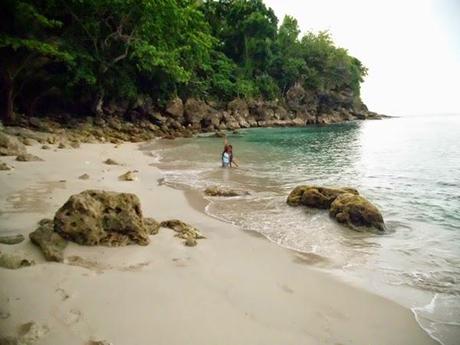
[264,0,460,116]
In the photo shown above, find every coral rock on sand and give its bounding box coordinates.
[41,144,50,150]
[58,142,66,149]
[29,219,68,262]
[160,219,205,246]
[144,217,160,235]
[287,185,358,208]
[0,252,35,269]
[0,234,25,245]
[0,162,11,171]
[104,158,120,165]
[79,173,90,180]
[204,186,249,197]
[16,154,43,162]
[119,171,137,181]
[0,321,49,345]
[329,193,385,232]
[87,340,113,345]
[0,132,27,156]
[54,190,150,246]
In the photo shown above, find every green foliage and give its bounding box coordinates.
[0,0,368,120]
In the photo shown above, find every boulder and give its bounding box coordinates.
[54,190,150,246]
[329,193,385,231]
[0,132,27,156]
[287,185,359,208]
[184,98,217,128]
[0,234,25,245]
[29,218,68,262]
[16,154,43,162]
[204,186,249,197]
[165,97,184,118]
[144,217,160,235]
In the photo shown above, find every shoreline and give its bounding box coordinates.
[0,140,438,344]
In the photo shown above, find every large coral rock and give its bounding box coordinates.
[54,190,150,246]
[0,132,27,156]
[329,193,385,231]
[29,219,68,262]
[287,185,358,208]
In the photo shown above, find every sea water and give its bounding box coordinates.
[147,114,460,344]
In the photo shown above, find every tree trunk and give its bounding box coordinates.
[91,89,104,115]
[0,69,15,124]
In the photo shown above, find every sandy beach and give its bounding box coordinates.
[0,141,438,345]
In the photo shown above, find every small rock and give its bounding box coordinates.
[16,154,43,162]
[21,137,33,146]
[144,218,160,235]
[29,219,68,262]
[214,131,225,138]
[18,322,49,344]
[70,141,80,149]
[0,162,11,171]
[78,173,90,180]
[0,252,35,269]
[119,171,136,181]
[41,145,50,150]
[0,234,25,245]
[87,340,113,345]
[160,219,205,246]
[184,236,197,247]
[104,158,119,165]
[204,186,249,197]
[58,143,66,149]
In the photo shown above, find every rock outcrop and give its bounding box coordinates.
[329,193,385,231]
[287,185,384,232]
[29,219,68,262]
[0,132,27,156]
[54,190,150,246]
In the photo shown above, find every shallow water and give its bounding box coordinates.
[147,115,460,344]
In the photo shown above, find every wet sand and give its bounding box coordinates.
[0,141,438,345]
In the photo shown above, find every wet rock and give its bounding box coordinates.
[329,193,385,231]
[0,132,27,156]
[119,171,136,181]
[103,158,119,165]
[287,185,358,208]
[54,190,150,246]
[144,217,160,235]
[204,186,249,197]
[79,173,90,180]
[160,219,205,246]
[29,219,68,262]
[16,154,43,162]
[0,234,25,245]
[0,252,35,269]
[0,162,11,171]
[214,131,225,138]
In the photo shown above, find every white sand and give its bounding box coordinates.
[0,142,437,345]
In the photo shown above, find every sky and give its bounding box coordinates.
[264,0,460,116]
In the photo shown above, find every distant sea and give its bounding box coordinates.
[148,114,460,345]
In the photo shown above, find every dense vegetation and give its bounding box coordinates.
[0,0,367,123]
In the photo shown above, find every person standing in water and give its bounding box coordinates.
[222,135,239,168]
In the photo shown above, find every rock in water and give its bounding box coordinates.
[0,234,25,245]
[0,132,27,156]
[204,186,249,197]
[16,154,43,162]
[329,193,385,231]
[287,185,358,208]
[144,217,160,235]
[104,158,119,165]
[160,219,205,246]
[0,252,34,269]
[54,190,150,246]
[29,219,68,262]
[0,162,11,171]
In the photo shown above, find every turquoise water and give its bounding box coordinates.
[149,115,460,344]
